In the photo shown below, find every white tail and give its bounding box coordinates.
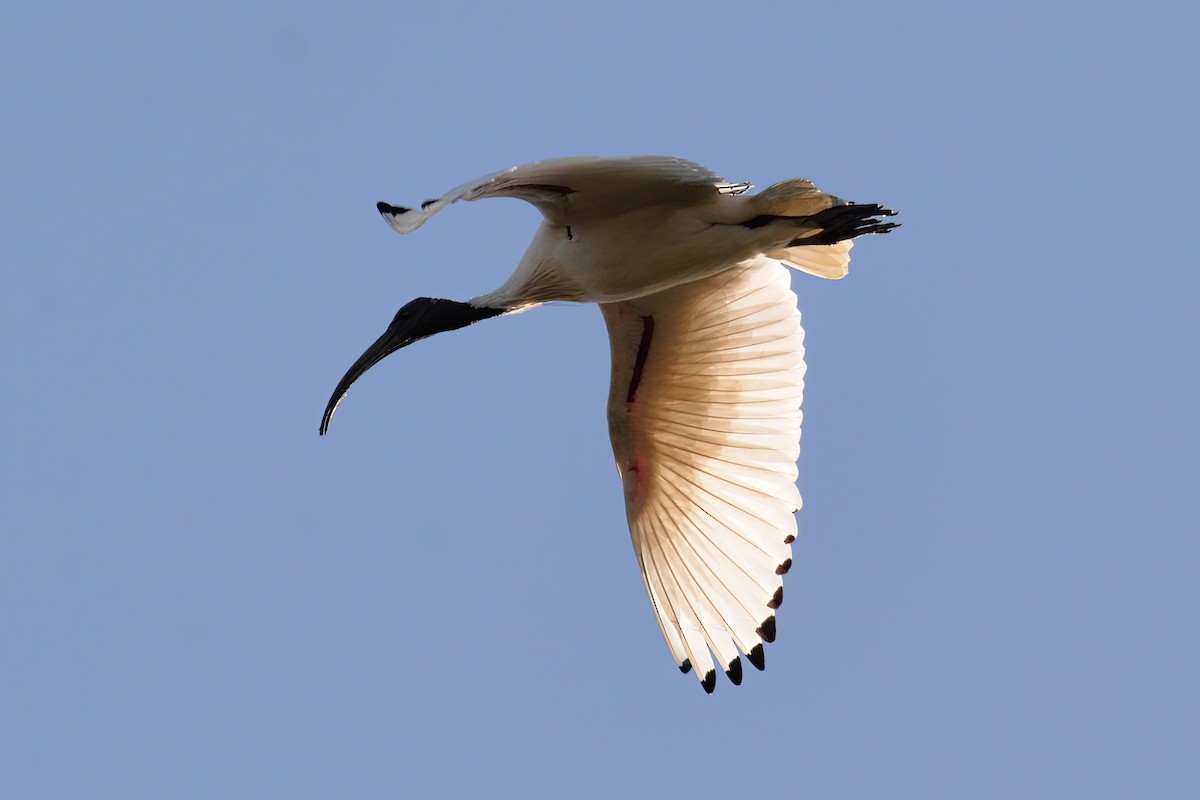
[770,239,853,280]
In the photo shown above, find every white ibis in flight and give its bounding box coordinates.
[321,156,897,692]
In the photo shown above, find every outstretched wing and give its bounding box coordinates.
[600,257,805,692]
[377,156,751,234]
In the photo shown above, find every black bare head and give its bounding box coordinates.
[319,298,505,435]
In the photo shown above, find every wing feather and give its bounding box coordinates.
[648,501,744,673]
[637,546,692,670]
[641,511,720,683]
[377,156,747,234]
[653,482,775,656]
[601,257,805,690]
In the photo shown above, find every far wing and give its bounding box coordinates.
[378,156,751,234]
[600,257,804,691]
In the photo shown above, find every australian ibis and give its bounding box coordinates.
[320,156,898,692]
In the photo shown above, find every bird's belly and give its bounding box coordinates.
[560,215,765,302]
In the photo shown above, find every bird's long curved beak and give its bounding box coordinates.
[320,321,412,435]
[320,297,505,435]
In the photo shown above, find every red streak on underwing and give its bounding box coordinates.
[626,315,654,404]
[626,455,650,504]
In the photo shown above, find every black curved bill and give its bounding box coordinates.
[320,298,505,435]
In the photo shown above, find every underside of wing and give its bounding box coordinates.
[600,258,805,691]
[377,156,750,234]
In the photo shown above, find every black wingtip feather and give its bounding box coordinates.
[377,201,410,216]
[679,659,692,674]
[768,586,784,610]
[725,657,743,686]
[701,670,717,694]
[757,616,777,644]
[747,644,766,671]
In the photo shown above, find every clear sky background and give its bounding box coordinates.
[3,2,1197,797]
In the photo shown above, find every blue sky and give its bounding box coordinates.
[3,1,1197,797]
